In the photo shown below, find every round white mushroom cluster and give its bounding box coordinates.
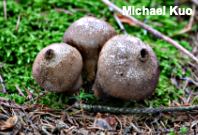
[32,15,160,101]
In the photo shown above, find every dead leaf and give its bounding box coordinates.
[19,132,25,135]
[174,116,188,122]
[164,113,172,120]
[0,115,18,130]
[116,14,136,26]
[93,113,117,130]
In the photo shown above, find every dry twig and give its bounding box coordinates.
[191,0,198,6]
[108,6,127,35]
[171,5,196,37]
[0,102,24,109]
[15,11,21,32]
[101,0,198,63]
[15,85,25,97]
[54,8,73,15]
[0,74,7,94]
[75,103,198,114]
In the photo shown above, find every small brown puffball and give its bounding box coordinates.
[92,35,160,101]
[32,43,83,95]
[62,16,118,82]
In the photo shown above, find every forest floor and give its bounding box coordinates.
[0,0,198,134]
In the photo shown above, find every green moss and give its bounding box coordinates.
[0,0,195,107]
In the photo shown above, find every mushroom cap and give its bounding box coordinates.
[32,43,83,94]
[93,35,160,101]
[62,16,118,81]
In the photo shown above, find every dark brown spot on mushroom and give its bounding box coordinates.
[139,48,149,62]
[45,49,54,60]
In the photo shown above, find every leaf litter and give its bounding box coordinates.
[0,0,198,134]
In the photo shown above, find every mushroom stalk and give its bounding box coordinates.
[63,16,118,82]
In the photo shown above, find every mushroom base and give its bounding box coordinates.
[92,80,108,99]
[83,58,97,82]
[92,67,160,101]
[66,75,83,96]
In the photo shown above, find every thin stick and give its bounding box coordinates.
[191,0,198,6]
[122,125,133,135]
[64,100,80,112]
[54,8,73,15]
[15,11,21,32]
[45,117,69,129]
[0,74,7,94]
[108,6,127,35]
[101,0,198,63]
[15,85,25,97]
[3,1,7,22]
[0,113,9,120]
[0,102,24,109]
[80,100,87,129]
[75,103,198,114]
[22,85,37,96]
[41,126,51,135]
[0,97,9,102]
[172,5,196,36]
[26,92,49,104]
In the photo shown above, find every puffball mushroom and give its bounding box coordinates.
[92,35,160,101]
[32,43,83,95]
[62,15,118,82]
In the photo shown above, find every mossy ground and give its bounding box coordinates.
[0,0,197,109]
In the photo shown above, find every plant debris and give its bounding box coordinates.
[0,97,198,134]
[0,0,198,134]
